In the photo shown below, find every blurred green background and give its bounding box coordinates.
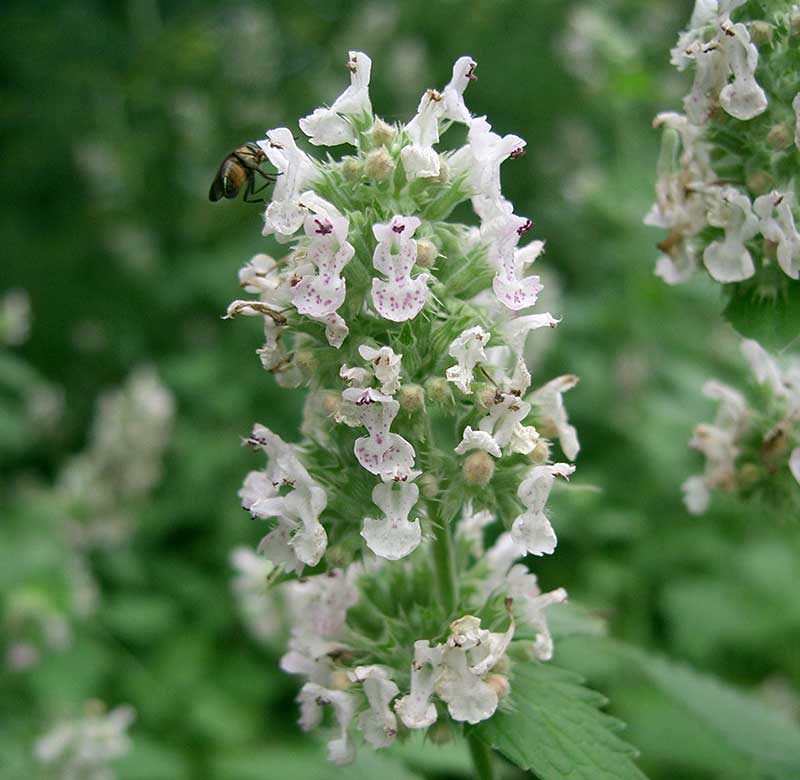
[3,1,799,778]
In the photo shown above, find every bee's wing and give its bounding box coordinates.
[209,169,226,201]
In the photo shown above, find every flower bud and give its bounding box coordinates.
[486,673,510,700]
[398,383,425,413]
[419,472,439,498]
[425,377,452,404]
[528,438,551,465]
[767,123,793,150]
[745,170,774,196]
[791,10,800,36]
[737,462,760,488]
[320,391,341,417]
[330,670,352,691]
[295,349,318,376]
[476,385,499,411]
[463,451,495,486]
[369,118,395,147]
[750,21,773,46]
[427,721,452,745]
[364,148,395,181]
[342,157,363,181]
[415,239,438,268]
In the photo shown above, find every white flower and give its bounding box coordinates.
[682,474,711,514]
[677,5,766,124]
[449,115,525,215]
[503,313,560,395]
[479,392,538,455]
[717,21,767,121]
[316,311,349,349]
[741,339,800,416]
[258,128,317,241]
[456,502,495,557]
[394,641,444,729]
[455,426,502,458]
[435,615,514,724]
[298,683,356,766]
[230,547,278,641]
[794,93,800,150]
[361,480,421,560]
[299,51,372,146]
[370,215,430,322]
[401,56,476,179]
[703,187,758,282]
[511,463,575,555]
[35,704,135,780]
[529,375,580,461]
[358,345,402,395]
[241,425,328,572]
[281,568,359,685]
[348,666,400,749]
[292,207,354,318]
[753,191,800,280]
[481,209,543,310]
[506,565,567,661]
[446,326,489,394]
[342,388,417,481]
[340,364,372,388]
[790,449,800,484]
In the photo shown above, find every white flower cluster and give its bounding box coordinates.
[646,1,800,285]
[683,338,800,513]
[35,703,135,780]
[228,51,582,763]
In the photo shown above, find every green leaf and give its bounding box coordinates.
[559,637,800,780]
[475,661,649,780]
[722,278,800,351]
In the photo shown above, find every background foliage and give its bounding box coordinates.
[2,1,798,778]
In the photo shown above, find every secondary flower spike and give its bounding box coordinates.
[225,52,582,766]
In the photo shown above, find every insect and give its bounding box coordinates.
[209,142,276,203]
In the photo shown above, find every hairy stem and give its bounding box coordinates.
[430,503,458,615]
[467,732,496,780]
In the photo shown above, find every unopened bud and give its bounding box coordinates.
[486,673,510,700]
[295,349,318,375]
[369,118,395,147]
[746,170,774,196]
[342,157,363,181]
[399,383,425,413]
[528,438,551,465]
[425,377,452,404]
[428,720,452,745]
[330,670,351,691]
[415,239,438,268]
[490,655,510,675]
[791,10,800,36]
[767,123,793,150]
[320,391,341,417]
[476,385,499,410]
[435,155,449,184]
[419,473,439,499]
[463,451,495,485]
[364,147,395,181]
[737,462,760,488]
[750,21,773,45]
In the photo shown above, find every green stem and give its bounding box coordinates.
[430,502,458,615]
[467,732,496,780]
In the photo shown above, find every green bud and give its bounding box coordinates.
[425,377,452,404]
[342,157,363,181]
[415,239,438,268]
[746,169,774,196]
[476,384,499,410]
[528,438,551,465]
[791,10,800,36]
[398,383,425,413]
[369,118,395,147]
[463,451,495,486]
[364,147,394,181]
[295,349,318,376]
[767,123,793,150]
[419,473,439,499]
[750,21,773,46]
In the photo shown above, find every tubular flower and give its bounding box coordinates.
[647,1,800,312]
[225,53,581,765]
[683,338,800,513]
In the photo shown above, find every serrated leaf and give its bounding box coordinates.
[722,279,800,351]
[559,637,800,780]
[475,661,649,780]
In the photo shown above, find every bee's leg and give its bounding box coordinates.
[254,167,279,183]
[242,179,266,204]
